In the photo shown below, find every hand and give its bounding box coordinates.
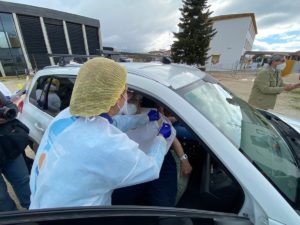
[148,109,160,121]
[167,116,177,123]
[158,122,171,138]
[289,83,300,90]
[284,84,295,91]
[0,118,7,124]
[180,160,193,176]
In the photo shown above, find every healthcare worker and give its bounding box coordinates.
[29,58,174,209]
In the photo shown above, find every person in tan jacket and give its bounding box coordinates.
[248,54,300,110]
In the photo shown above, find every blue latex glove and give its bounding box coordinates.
[148,109,160,121]
[159,122,171,139]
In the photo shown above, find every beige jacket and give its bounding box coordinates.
[248,67,284,110]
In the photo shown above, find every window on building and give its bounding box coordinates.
[248,22,255,40]
[0,12,26,76]
[18,14,50,70]
[211,54,220,64]
[244,39,251,51]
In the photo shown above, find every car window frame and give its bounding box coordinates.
[0,206,252,225]
[29,74,75,117]
[176,79,300,211]
[128,85,245,213]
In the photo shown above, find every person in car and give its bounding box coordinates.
[113,95,192,207]
[248,54,300,110]
[118,93,193,176]
[36,79,61,114]
[29,58,175,209]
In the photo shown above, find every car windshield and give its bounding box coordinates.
[180,78,300,210]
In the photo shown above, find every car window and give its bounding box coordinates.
[180,80,300,210]
[29,76,75,116]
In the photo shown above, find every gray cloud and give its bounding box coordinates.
[209,0,300,35]
[78,0,182,52]
[3,0,182,52]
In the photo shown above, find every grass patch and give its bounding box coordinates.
[292,105,300,110]
[290,91,300,110]
[291,88,300,94]
[291,93,300,99]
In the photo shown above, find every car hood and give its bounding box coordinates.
[269,111,300,134]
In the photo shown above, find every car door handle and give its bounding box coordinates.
[34,123,45,132]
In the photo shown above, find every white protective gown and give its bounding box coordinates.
[29,108,174,209]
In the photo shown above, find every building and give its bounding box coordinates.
[206,13,257,71]
[148,49,171,57]
[244,50,300,75]
[0,1,102,76]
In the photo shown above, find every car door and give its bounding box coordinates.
[126,76,300,224]
[19,76,54,145]
[19,75,75,145]
[0,206,253,225]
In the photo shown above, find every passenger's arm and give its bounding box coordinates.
[172,138,192,176]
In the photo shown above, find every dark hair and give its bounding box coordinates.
[269,54,285,65]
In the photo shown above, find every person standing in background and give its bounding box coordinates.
[248,54,300,110]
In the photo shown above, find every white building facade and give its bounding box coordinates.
[206,13,257,71]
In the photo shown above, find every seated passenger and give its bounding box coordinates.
[112,93,192,207]
[36,79,61,114]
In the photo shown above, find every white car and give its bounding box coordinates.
[8,61,300,225]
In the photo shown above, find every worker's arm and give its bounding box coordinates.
[113,110,160,132]
[284,82,300,91]
[102,123,174,189]
[255,71,284,94]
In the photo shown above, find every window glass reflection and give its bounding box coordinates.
[182,81,300,208]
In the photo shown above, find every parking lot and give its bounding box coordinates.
[210,71,300,119]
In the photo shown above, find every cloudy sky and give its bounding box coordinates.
[3,0,300,53]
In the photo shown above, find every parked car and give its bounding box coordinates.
[5,61,300,225]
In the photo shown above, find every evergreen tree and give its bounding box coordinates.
[171,0,216,66]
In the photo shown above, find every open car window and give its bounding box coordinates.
[122,89,244,214]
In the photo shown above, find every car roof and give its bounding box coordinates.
[122,62,204,89]
[40,62,205,89]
